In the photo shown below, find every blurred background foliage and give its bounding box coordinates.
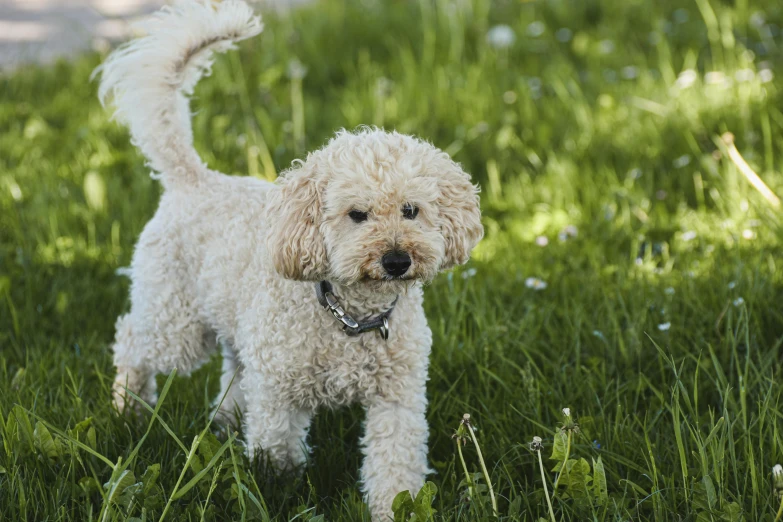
[2,0,783,520]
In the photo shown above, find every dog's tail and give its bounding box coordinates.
[95,0,262,185]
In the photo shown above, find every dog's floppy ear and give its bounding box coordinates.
[266,159,328,280]
[437,162,484,270]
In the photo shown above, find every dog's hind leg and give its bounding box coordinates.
[111,313,158,411]
[212,343,246,427]
[111,287,212,412]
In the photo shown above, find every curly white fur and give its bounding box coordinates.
[96,1,483,520]
[95,0,262,181]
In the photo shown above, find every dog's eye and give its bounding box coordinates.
[348,210,368,223]
[402,203,419,220]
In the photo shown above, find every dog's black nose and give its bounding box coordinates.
[381,252,412,277]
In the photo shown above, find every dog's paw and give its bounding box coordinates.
[111,368,157,415]
[112,387,156,415]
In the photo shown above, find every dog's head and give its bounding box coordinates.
[266,128,483,291]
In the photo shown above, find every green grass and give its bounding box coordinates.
[3,0,783,519]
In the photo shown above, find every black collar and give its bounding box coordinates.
[315,281,397,340]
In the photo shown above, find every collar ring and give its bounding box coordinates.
[315,281,397,340]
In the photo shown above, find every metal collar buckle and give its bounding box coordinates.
[315,281,396,340]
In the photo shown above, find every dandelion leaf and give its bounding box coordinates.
[104,469,136,506]
[34,421,61,459]
[413,481,437,520]
[392,490,415,522]
[141,463,161,495]
[12,405,34,452]
[702,475,717,509]
[550,430,568,461]
[721,502,744,522]
[508,496,521,518]
[558,458,592,500]
[592,456,608,504]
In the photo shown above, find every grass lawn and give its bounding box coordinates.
[3,0,783,519]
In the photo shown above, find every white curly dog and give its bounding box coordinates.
[97,0,482,518]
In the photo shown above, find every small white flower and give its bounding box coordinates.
[750,12,766,28]
[535,235,549,247]
[598,39,615,54]
[733,297,745,307]
[555,28,572,42]
[705,71,725,85]
[91,37,110,54]
[673,155,692,168]
[287,59,308,80]
[759,69,774,83]
[375,77,393,98]
[473,122,489,134]
[461,268,478,279]
[673,8,689,23]
[728,281,736,289]
[558,225,578,242]
[562,408,571,417]
[665,287,675,295]
[735,69,755,83]
[742,229,756,240]
[527,21,545,37]
[486,25,516,49]
[528,77,542,90]
[658,322,671,331]
[529,435,544,451]
[525,277,548,290]
[681,230,697,241]
[775,464,783,492]
[621,66,638,80]
[675,69,698,89]
[8,180,22,201]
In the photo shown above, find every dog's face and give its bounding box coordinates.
[267,129,483,291]
[321,168,448,287]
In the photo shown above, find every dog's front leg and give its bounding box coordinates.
[241,368,313,471]
[244,397,313,471]
[360,395,431,521]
